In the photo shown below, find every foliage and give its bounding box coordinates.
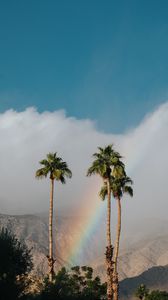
[135,284,149,300]
[99,175,133,200]
[135,285,168,300]
[87,145,124,180]
[34,266,106,300]
[145,290,168,300]
[0,227,33,300]
[35,152,72,182]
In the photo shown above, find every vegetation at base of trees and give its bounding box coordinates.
[0,231,106,300]
[0,229,106,300]
[135,284,149,300]
[146,291,168,300]
[0,227,33,300]
[29,266,106,300]
[135,285,168,300]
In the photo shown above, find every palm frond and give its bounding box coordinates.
[124,186,133,197]
[35,152,72,183]
[124,177,133,185]
[39,159,50,167]
[87,145,125,180]
[47,152,57,161]
[64,168,72,178]
[59,175,66,184]
[99,186,108,201]
[35,168,48,179]
[87,145,133,202]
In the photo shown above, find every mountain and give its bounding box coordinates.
[0,213,106,275]
[120,265,168,299]
[0,213,168,284]
[93,234,168,281]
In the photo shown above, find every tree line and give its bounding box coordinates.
[135,284,168,300]
[0,227,106,300]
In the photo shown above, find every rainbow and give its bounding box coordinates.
[62,107,163,266]
[62,178,105,265]
[63,138,151,267]
[63,175,128,266]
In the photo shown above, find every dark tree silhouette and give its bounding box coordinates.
[37,266,106,300]
[0,227,32,300]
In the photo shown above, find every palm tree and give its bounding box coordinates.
[87,145,124,300]
[100,173,133,300]
[35,152,72,282]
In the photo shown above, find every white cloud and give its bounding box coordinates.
[0,103,167,224]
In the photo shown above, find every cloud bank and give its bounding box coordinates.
[0,103,167,224]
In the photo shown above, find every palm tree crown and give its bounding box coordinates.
[99,175,133,200]
[35,152,72,182]
[87,145,124,180]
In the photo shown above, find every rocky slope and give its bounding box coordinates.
[0,213,105,275]
[0,213,168,283]
[94,234,168,280]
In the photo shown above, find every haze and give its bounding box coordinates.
[0,102,167,226]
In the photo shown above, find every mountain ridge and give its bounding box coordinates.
[0,213,168,284]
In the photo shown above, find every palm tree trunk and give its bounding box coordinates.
[105,178,113,300]
[48,178,54,282]
[113,196,121,300]
[107,179,111,247]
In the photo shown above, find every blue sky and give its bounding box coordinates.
[0,0,168,132]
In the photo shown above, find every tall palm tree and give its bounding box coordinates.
[35,152,72,282]
[87,145,124,300]
[100,173,133,300]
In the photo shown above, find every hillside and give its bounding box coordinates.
[0,213,106,275]
[94,234,168,280]
[0,213,168,283]
[120,265,168,299]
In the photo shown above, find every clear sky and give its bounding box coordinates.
[0,0,168,132]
